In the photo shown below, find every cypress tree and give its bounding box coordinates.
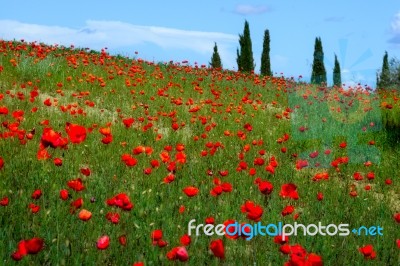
[260,29,272,76]
[311,37,327,85]
[378,51,390,88]
[333,54,341,87]
[237,20,254,73]
[398,65,400,84]
[209,42,222,69]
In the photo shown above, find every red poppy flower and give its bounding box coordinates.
[151,229,163,243]
[254,158,265,166]
[279,183,299,200]
[31,189,42,200]
[101,134,113,144]
[248,167,257,175]
[0,157,4,170]
[67,178,85,191]
[265,164,275,174]
[29,203,40,213]
[41,128,68,148]
[353,172,363,181]
[106,193,133,211]
[24,237,44,254]
[317,192,324,201]
[71,198,83,209]
[53,157,63,166]
[106,212,120,224]
[163,173,175,183]
[167,162,176,172]
[180,234,191,246]
[309,151,319,158]
[221,182,232,192]
[99,127,111,136]
[0,196,9,206]
[121,154,138,167]
[78,209,92,221]
[306,253,323,265]
[313,172,329,181]
[37,148,51,160]
[289,244,308,260]
[175,152,186,164]
[133,146,145,155]
[43,98,52,106]
[122,117,135,128]
[394,213,400,223]
[244,123,253,131]
[0,106,8,115]
[366,172,375,180]
[80,167,91,176]
[157,239,168,248]
[241,201,263,221]
[238,161,248,170]
[118,235,127,246]
[295,159,308,170]
[175,246,189,261]
[97,235,110,250]
[171,122,179,130]
[279,244,291,254]
[359,244,376,259]
[183,186,199,197]
[211,186,223,197]
[257,180,273,195]
[60,189,69,200]
[11,237,44,260]
[150,159,160,168]
[205,216,215,224]
[143,167,152,175]
[65,123,86,144]
[282,205,295,216]
[274,235,289,245]
[210,239,225,259]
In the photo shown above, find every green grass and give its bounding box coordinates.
[0,39,399,265]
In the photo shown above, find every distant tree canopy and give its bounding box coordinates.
[376,51,400,89]
[333,54,341,87]
[237,20,254,73]
[311,37,327,85]
[377,51,390,88]
[260,29,272,76]
[209,42,222,69]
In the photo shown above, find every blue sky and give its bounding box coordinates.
[0,1,399,87]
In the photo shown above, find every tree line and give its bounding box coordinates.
[210,20,399,89]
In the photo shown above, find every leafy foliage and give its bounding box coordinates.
[236,20,254,73]
[260,29,272,76]
[209,42,222,69]
[311,37,327,85]
[333,54,341,87]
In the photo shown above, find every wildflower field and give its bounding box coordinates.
[0,40,399,265]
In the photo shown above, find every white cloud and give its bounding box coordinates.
[392,12,400,32]
[389,11,400,44]
[0,19,238,67]
[234,4,269,15]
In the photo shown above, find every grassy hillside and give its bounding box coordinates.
[0,39,399,265]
